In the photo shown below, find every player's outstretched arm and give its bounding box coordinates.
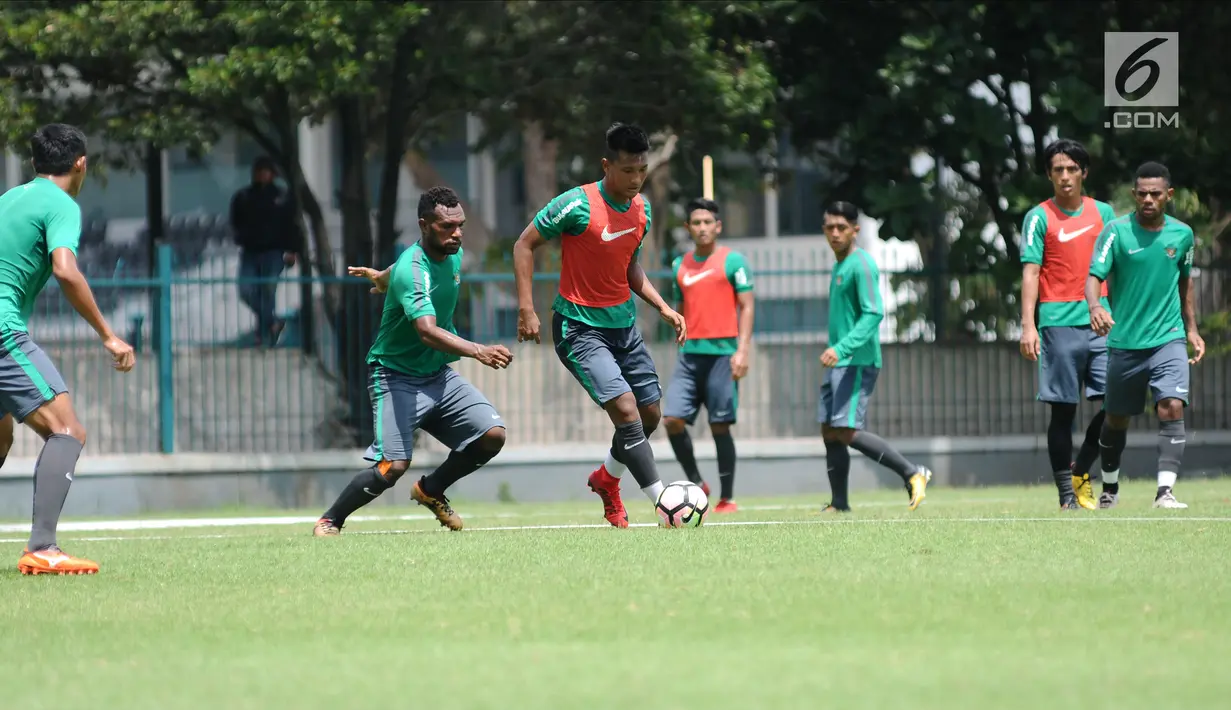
[513,224,546,344]
[628,260,686,345]
[348,265,391,294]
[413,315,512,370]
[51,248,135,372]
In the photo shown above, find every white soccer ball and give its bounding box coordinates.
[655,481,709,528]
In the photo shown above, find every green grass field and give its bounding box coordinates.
[3,478,1231,710]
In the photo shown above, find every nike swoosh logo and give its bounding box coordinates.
[601,226,636,242]
[1057,225,1094,242]
[363,487,378,497]
[681,270,713,287]
[1177,387,1188,393]
[1170,438,1186,444]
[1128,248,1145,254]
[623,439,646,450]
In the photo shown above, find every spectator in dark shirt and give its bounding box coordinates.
[230,156,299,346]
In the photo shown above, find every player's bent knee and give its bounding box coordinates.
[663,417,687,435]
[379,459,411,483]
[478,426,506,454]
[603,392,641,424]
[822,426,855,444]
[1106,414,1131,430]
[640,404,662,434]
[710,422,731,436]
[1156,399,1185,421]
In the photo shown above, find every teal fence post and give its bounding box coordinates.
[157,243,175,453]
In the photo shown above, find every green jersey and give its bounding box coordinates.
[1089,213,1194,350]
[1020,198,1117,328]
[670,248,754,356]
[0,178,82,332]
[828,247,883,368]
[367,242,463,377]
[533,180,653,329]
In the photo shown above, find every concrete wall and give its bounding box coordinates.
[12,341,1230,459]
[0,434,1228,519]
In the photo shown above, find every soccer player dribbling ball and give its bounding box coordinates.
[1087,162,1205,510]
[513,123,687,528]
[817,202,931,512]
[313,187,512,535]
[662,198,755,514]
[1019,139,1118,510]
[0,124,137,575]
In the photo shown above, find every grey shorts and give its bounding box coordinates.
[364,365,504,462]
[0,329,69,422]
[1104,340,1190,417]
[663,352,738,425]
[1038,325,1108,403]
[551,312,661,408]
[817,365,880,430]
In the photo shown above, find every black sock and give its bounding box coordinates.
[1047,403,1077,473]
[848,431,915,483]
[1053,470,1076,501]
[1099,423,1127,495]
[615,419,659,489]
[714,432,736,500]
[667,430,703,484]
[420,442,499,498]
[322,465,393,526]
[0,455,7,471]
[28,434,84,552]
[1074,410,1105,478]
[824,440,851,509]
[1157,418,1185,477]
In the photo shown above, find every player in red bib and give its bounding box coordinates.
[513,123,687,528]
[663,198,755,514]
[1019,139,1118,510]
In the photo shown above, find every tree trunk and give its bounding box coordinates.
[375,31,415,267]
[336,96,378,440]
[521,120,561,319]
[637,133,678,335]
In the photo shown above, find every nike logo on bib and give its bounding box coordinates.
[1057,225,1094,242]
[600,226,637,242]
[681,270,713,287]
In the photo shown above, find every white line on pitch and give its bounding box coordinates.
[0,499,1025,534]
[2,514,1229,544]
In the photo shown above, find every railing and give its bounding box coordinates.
[14,245,1231,459]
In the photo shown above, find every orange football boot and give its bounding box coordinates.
[18,546,99,576]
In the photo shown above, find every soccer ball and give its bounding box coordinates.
[655,481,709,528]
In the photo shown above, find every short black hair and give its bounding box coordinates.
[418,186,462,220]
[31,123,87,175]
[253,155,277,173]
[605,122,650,161]
[1041,139,1090,174]
[1135,161,1172,187]
[824,201,860,223]
[685,198,720,218]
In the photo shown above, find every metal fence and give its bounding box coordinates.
[12,244,1230,458]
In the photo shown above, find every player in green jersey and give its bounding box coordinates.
[0,124,136,575]
[818,202,931,512]
[1087,162,1205,509]
[313,187,512,535]
[1019,139,1118,510]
